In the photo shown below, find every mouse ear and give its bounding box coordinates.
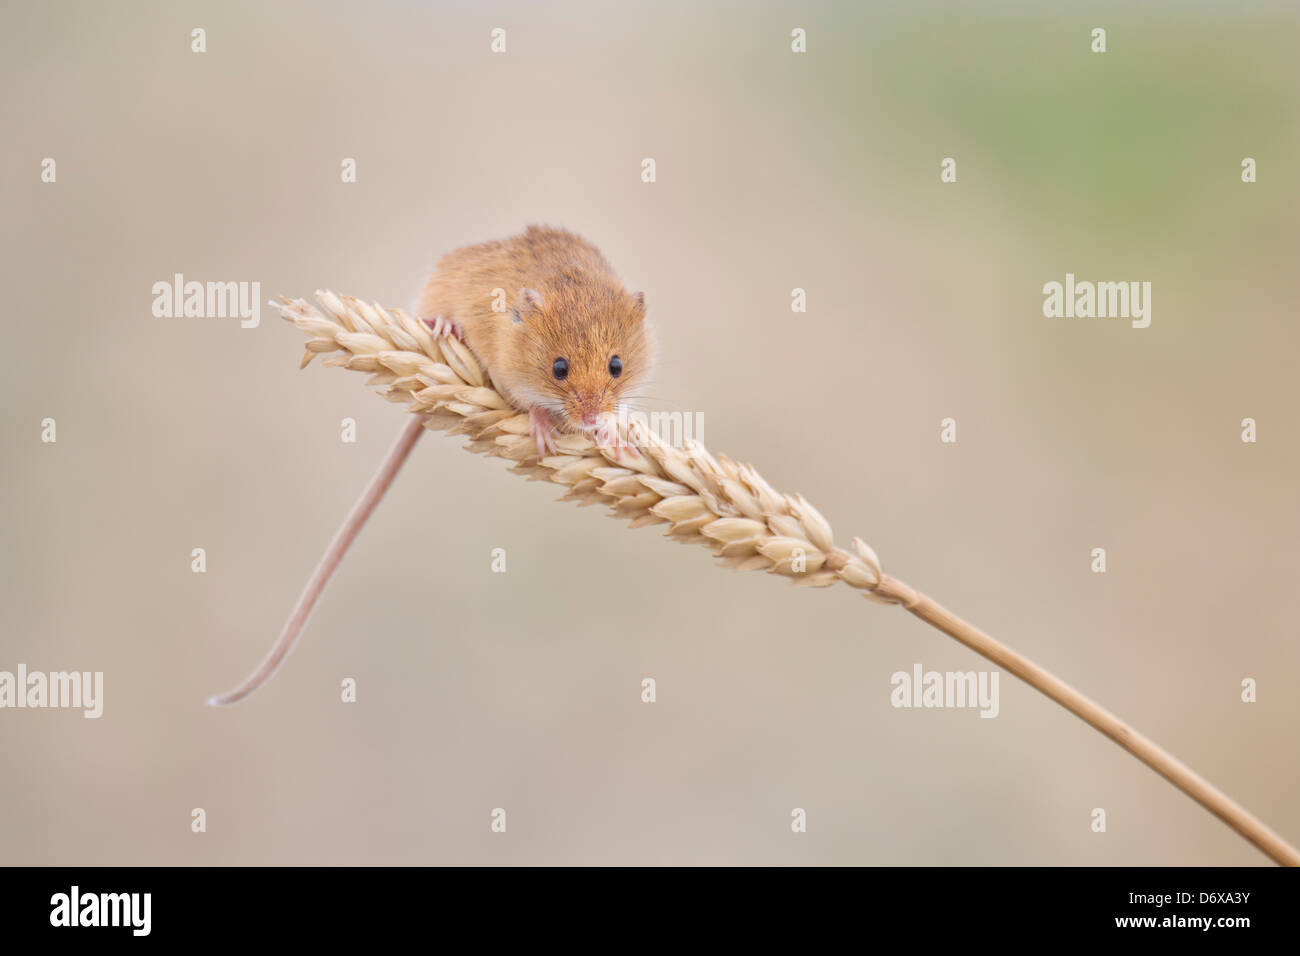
[630,290,647,319]
[512,288,543,324]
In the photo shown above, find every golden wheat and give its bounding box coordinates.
[210,289,1299,867]
[285,290,906,603]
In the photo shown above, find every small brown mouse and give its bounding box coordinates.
[415,225,653,455]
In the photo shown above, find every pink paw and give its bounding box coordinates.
[422,315,464,341]
[530,405,560,457]
[592,414,640,461]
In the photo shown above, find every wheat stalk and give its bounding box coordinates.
[209,290,1300,867]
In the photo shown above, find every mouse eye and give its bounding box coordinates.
[608,355,622,378]
[552,357,569,381]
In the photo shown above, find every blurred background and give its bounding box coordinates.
[2,0,1297,865]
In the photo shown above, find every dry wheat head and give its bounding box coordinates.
[279,291,916,606]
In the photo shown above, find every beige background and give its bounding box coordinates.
[2,1,1297,865]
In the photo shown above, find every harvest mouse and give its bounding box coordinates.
[415,225,652,456]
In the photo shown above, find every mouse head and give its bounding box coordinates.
[509,282,651,432]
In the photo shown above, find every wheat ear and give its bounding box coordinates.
[209,290,1300,867]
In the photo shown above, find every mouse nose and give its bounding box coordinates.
[581,412,599,427]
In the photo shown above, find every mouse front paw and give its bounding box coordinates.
[422,314,464,341]
[591,413,640,461]
[529,405,560,457]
